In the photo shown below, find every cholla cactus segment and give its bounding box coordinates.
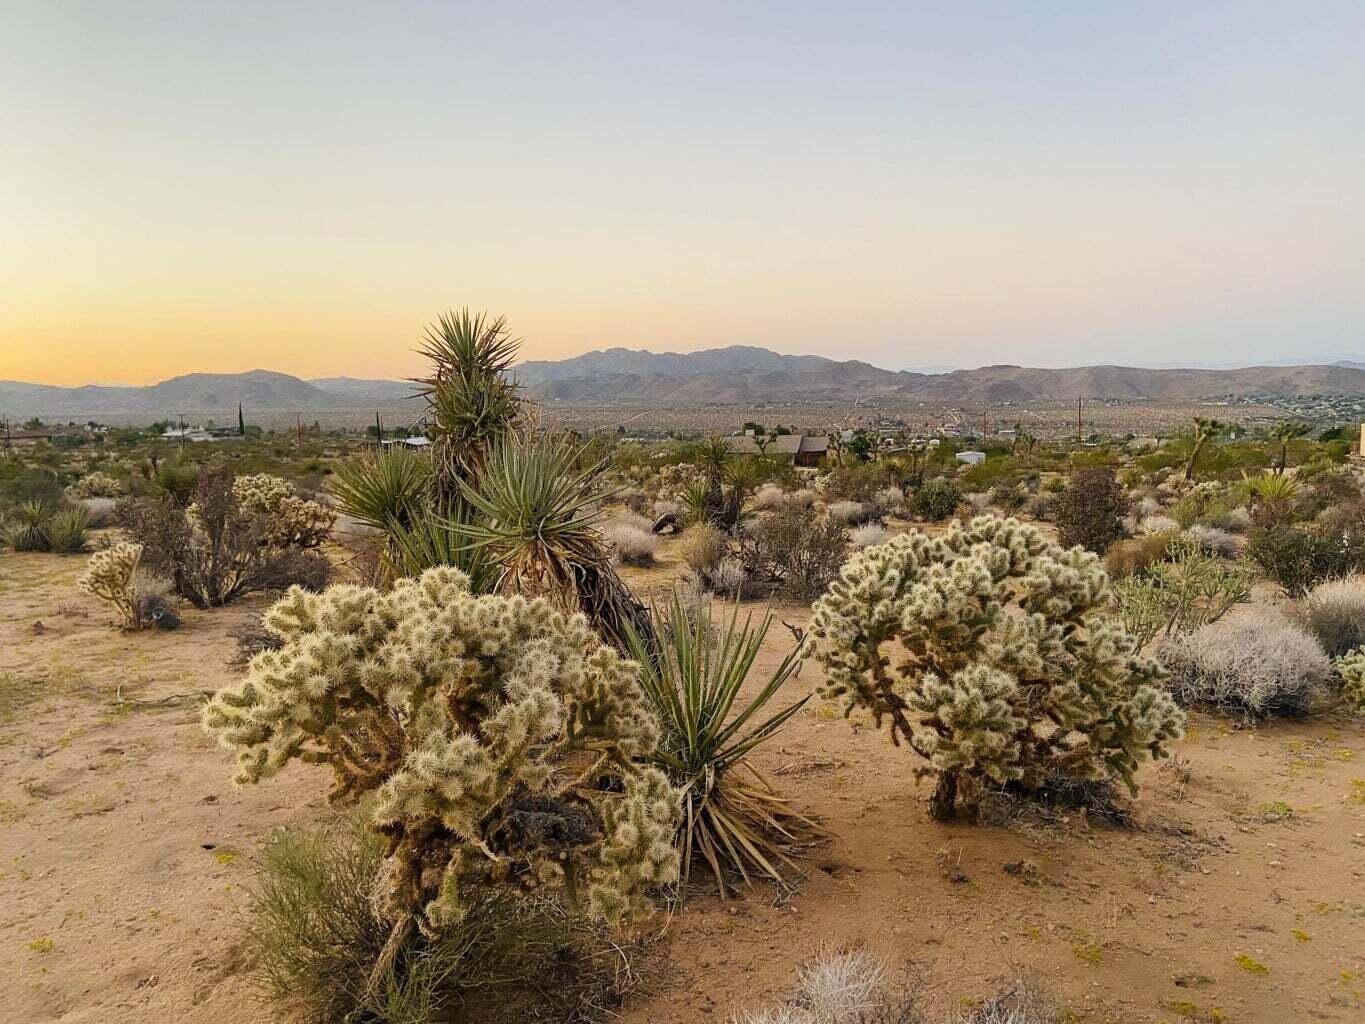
[189,473,334,548]
[809,515,1185,818]
[68,471,123,499]
[1336,649,1365,711]
[76,541,143,628]
[203,567,678,936]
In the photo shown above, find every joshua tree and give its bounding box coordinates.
[1183,417,1226,481]
[1268,419,1309,475]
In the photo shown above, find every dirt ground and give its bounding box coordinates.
[1,539,1362,1024]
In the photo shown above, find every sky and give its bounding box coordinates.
[3,1,1363,385]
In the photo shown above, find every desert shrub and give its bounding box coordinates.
[1104,531,1178,579]
[77,541,144,629]
[707,557,749,597]
[1114,538,1253,647]
[827,500,874,526]
[909,477,960,521]
[68,471,122,499]
[245,816,636,1024]
[119,467,331,608]
[677,523,729,579]
[745,505,848,601]
[810,517,1184,819]
[1137,513,1180,535]
[1183,524,1240,558]
[602,519,660,566]
[79,496,118,528]
[1247,522,1354,596]
[1052,466,1128,554]
[3,499,56,551]
[1293,576,1365,657]
[1156,610,1333,719]
[849,523,888,549]
[873,486,905,515]
[153,460,202,505]
[652,497,680,520]
[229,473,335,549]
[987,482,1026,513]
[626,592,813,896]
[785,487,818,508]
[204,567,680,996]
[823,464,885,504]
[752,483,787,510]
[1023,491,1056,521]
[1296,468,1362,519]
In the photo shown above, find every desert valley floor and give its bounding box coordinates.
[2,542,1362,1024]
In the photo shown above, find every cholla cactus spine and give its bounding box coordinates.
[809,515,1186,819]
[76,541,143,629]
[203,567,679,961]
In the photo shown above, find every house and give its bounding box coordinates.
[955,450,986,467]
[380,435,431,449]
[723,434,829,467]
[161,426,216,442]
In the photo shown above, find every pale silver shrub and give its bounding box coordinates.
[1225,506,1253,532]
[848,523,888,549]
[79,497,118,528]
[1136,495,1164,518]
[708,556,749,597]
[826,500,873,526]
[1156,609,1334,719]
[603,521,660,566]
[1139,514,1181,535]
[1294,576,1365,657]
[873,486,905,515]
[609,510,654,534]
[652,498,681,520]
[1183,525,1240,559]
[752,483,788,509]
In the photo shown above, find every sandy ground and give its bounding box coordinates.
[1,540,1362,1024]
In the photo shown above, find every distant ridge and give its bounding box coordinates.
[3,348,1364,419]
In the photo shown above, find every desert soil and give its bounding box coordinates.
[1,540,1362,1024]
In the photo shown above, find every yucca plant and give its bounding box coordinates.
[453,431,652,651]
[386,508,496,593]
[4,498,56,551]
[45,505,90,554]
[625,590,816,897]
[414,308,522,510]
[328,447,434,534]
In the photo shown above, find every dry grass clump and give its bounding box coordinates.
[246,817,640,1024]
[1156,609,1334,719]
[602,513,661,566]
[1292,576,1365,658]
[849,523,888,549]
[678,523,730,578]
[1104,531,1177,579]
[827,500,873,526]
[730,948,1056,1024]
[752,483,788,509]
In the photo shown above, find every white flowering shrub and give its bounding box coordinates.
[809,516,1185,819]
[203,567,679,945]
[77,541,143,629]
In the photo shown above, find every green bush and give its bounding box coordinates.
[1247,522,1355,597]
[1052,466,1128,553]
[909,477,960,521]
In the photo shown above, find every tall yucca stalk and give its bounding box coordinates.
[625,592,816,896]
[414,309,522,511]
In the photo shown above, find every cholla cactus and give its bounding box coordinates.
[68,471,123,499]
[1336,649,1365,711]
[809,516,1186,819]
[191,473,335,548]
[203,566,679,961]
[77,541,143,629]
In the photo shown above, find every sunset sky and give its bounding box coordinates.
[3,2,1362,386]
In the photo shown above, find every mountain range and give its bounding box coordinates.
[2,346,1363,420]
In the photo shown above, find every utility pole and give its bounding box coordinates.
[179,414,186,452]
[375,411,383,447]
[1076,397,1082,444]
[982,408,988,438]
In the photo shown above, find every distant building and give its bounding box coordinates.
[955,450,986,467]
[381,435,431,449]
[161,426,216,442]
[723,434,829,467]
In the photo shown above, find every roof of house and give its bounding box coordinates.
[723,434,828,456]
